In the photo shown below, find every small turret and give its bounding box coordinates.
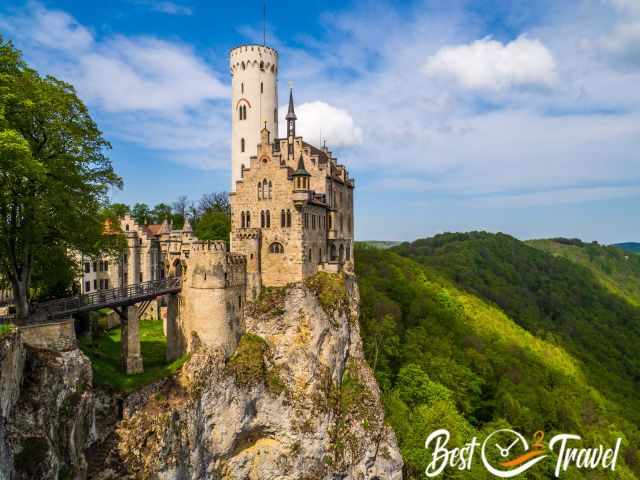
[159,218,170,235]
[183,216,193,233]
[293,153,311,191]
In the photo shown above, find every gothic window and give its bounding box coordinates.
[319,248,322,263]
[340,214,343,232]
[241,61,245,70]
[331,244,337,261]
[246,211,251,228]
[238,107,242,121]
[261,82,264,93]
[257,182,262,200]
[281,209,286,227]
[260,61,264,71]
[286,209,291,227]
[261,210,265,228]
[269,242,284,254]
[266,210,271,228]
[346,245,351,261]
[268,181,272,199]
[241,211,246,228]
[328,214,332,230]
[262,179,268,199]
[241,82,244,94]
[241,164,245,178]
[241,138,245,153]
[339,245,345,262]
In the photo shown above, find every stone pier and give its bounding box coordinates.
[121,305,143,374]
[166,293,181,362]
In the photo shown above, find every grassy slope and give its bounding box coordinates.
[528,239,640,306]
[79,320,187,392]
[356,238,640,479]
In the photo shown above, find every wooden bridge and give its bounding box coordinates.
[0,277,181,325]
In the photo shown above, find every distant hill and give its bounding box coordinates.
[356,232,640,478]
[528,238,640,306]
[357,240,401,249]
[613,242,640,254]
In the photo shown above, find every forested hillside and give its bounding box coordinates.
[528,238,640,306]
[355,233,640,479]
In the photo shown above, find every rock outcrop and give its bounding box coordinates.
[0,331,95,479]
[115,272,403,479]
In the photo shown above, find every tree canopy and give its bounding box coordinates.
[0,36,121,319]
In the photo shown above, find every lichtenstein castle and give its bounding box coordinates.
[229,44,354,298]
[76,43,354,356]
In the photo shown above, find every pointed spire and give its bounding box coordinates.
[159,218,170,235]
[183,216,193,233]
[293,153,311,177]
[286,87,297,121]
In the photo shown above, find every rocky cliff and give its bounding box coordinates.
[0,330,95,479]
[114,272,403,479]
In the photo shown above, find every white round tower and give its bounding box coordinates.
[230,44,279,190]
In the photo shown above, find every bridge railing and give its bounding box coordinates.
[24,277,182,324]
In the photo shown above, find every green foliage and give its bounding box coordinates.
[355,240,640,478]
[193,210,230,242]
[529,238,640,306]
[304,272,349,318]
[0,36,121,318]
[131,203,152,225]
[79,319,187,392]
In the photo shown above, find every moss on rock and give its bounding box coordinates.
[304,272,349,319]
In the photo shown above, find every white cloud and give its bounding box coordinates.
[279,101,363,148]
[0,3,228,169]
[0,2,92,52]
[149,2,193,16]
[423,36,557,90]
[602,22,640,67]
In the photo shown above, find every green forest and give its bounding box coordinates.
[355,233,640,479]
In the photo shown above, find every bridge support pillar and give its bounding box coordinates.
[121,305,143,374]
[166,294,180,362]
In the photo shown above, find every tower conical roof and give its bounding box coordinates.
[286,88,297,121]
[183,216,193,233]
[159,218,170,234]
[293,153,311,177]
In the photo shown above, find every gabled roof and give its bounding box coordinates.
[293,153,311,177]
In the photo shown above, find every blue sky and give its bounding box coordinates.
[1,0,639,243]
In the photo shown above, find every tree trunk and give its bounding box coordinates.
[12,276,29,324]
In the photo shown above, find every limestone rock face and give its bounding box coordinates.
[0,332,95,480]
[116,273,403,479]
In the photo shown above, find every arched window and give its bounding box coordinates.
[339,245,345,262]
[308,249,312,262]
[261,82,264,93]
[241,164,245,178]
[257,182,262,200]
[331,244,337,261]
[241,62,245,70]
[246,211,251,228]
[262,179,268,199]
[241,211,245,228]
[239,108,243,121]
[241,82,244,94]
[346,245,351,261]
[266,210,270,228]
[286,209,291,227]
[241,138,245,153]
[319,248,322,263]
[260,61,264,71]
[261,210,265,228]
[268,181,272,199]
[274,108,277,123]
[281,209,286,227]
[269,242,284,254]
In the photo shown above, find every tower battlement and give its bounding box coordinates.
[230,45,278,73]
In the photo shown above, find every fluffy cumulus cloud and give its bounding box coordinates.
[279,101,363,148]
[423,36,557,90]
